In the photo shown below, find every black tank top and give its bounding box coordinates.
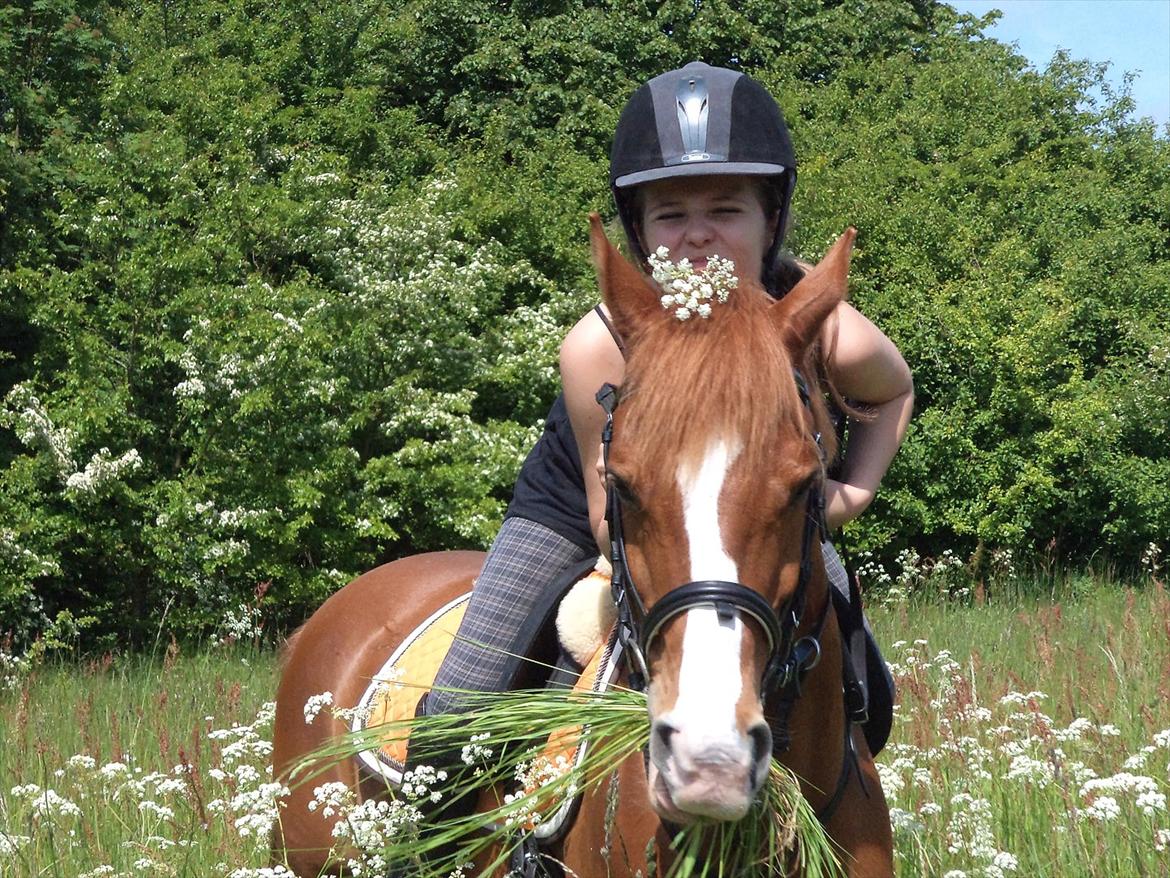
[505,306,622,551]
[505,299,842,547]
[505,392,594,549]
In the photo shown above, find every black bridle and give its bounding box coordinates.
[595,374,829,700]
[595,373,866,825]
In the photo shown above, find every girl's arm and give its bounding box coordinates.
[560,307,626,554]
[820,302,914,529]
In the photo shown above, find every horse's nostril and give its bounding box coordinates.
[653,720,679,754]
[748,722,773,766]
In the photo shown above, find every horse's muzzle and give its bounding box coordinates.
[647,714,773,821]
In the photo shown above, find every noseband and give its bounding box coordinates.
[595,374,829,699]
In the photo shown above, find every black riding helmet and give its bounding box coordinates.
[610,62,797,274]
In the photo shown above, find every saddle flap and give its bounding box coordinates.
[351,558,616,788]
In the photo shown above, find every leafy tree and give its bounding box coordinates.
[1,0,1166,646]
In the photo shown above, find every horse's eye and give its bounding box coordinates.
[608,472,640,508]
[791,471,821,504]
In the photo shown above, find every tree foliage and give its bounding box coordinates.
[2,0,1166,646]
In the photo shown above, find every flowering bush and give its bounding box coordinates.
[2,0,1167,650]
[1,156,582,644]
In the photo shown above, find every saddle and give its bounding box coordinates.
[350,557,620,843]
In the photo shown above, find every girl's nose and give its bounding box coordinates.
[683,215,715,249]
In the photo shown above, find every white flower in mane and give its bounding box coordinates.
[647,246,738,321]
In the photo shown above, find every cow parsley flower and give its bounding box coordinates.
[461,732,494,775]
[138,800,175,820]
[0,834,30,855]
[400,765,448,803]
[647,247,738,321]
[1082,796,1121,822]
[992,851,1020,872]
[304,691,334,724]
[20,787,83,822]
[1137,790,1167,815]
[888,807,922,833]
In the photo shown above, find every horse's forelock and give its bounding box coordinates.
[619,286,836,471]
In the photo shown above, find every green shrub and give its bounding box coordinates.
[1,0,1166,646]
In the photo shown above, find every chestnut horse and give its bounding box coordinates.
[271,218,893,876]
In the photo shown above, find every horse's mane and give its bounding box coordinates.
[619,283,838,472]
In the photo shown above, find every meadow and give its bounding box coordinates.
[1,571,1168,877]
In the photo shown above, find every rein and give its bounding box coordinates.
[595,373,862,825]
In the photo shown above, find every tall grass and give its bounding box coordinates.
[869,580,1170,876]
[0,643,280,877]
[298,685,842,877]
[1,575,1167,877]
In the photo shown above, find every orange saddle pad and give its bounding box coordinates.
[351,592,470,781]
[351,570,622,798]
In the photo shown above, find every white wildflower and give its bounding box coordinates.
[65,754,97,772]
[461,732,495,774]
[22,787,83,821]
[992,851,1019,871]
[309,781,354,818]
[1005,754,1053,787]
[1137,790,1167,815]
[999,691,1047,707]
[0,834,30,855]
[138,800,175,820]
[1082,796,1121,821]
[888,807,923,832]
[401,765,448,803]
[647,247,738,321]
[1053,717,1094,741]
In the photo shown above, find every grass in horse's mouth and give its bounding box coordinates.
[293,684,843,876]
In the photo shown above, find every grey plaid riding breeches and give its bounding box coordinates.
[425,517,593,716]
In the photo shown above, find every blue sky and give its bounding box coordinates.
[948,0,1170,131]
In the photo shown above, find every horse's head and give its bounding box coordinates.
[590,214,854,824]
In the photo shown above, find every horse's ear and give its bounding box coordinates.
[590,213,661,337]
[772,227,856,356]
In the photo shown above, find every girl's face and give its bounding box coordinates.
[636,175,778,283]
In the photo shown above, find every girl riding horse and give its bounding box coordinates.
[271,61,914,876]
[425,59,912,776]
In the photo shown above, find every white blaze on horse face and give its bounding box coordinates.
[670,439,746,744]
